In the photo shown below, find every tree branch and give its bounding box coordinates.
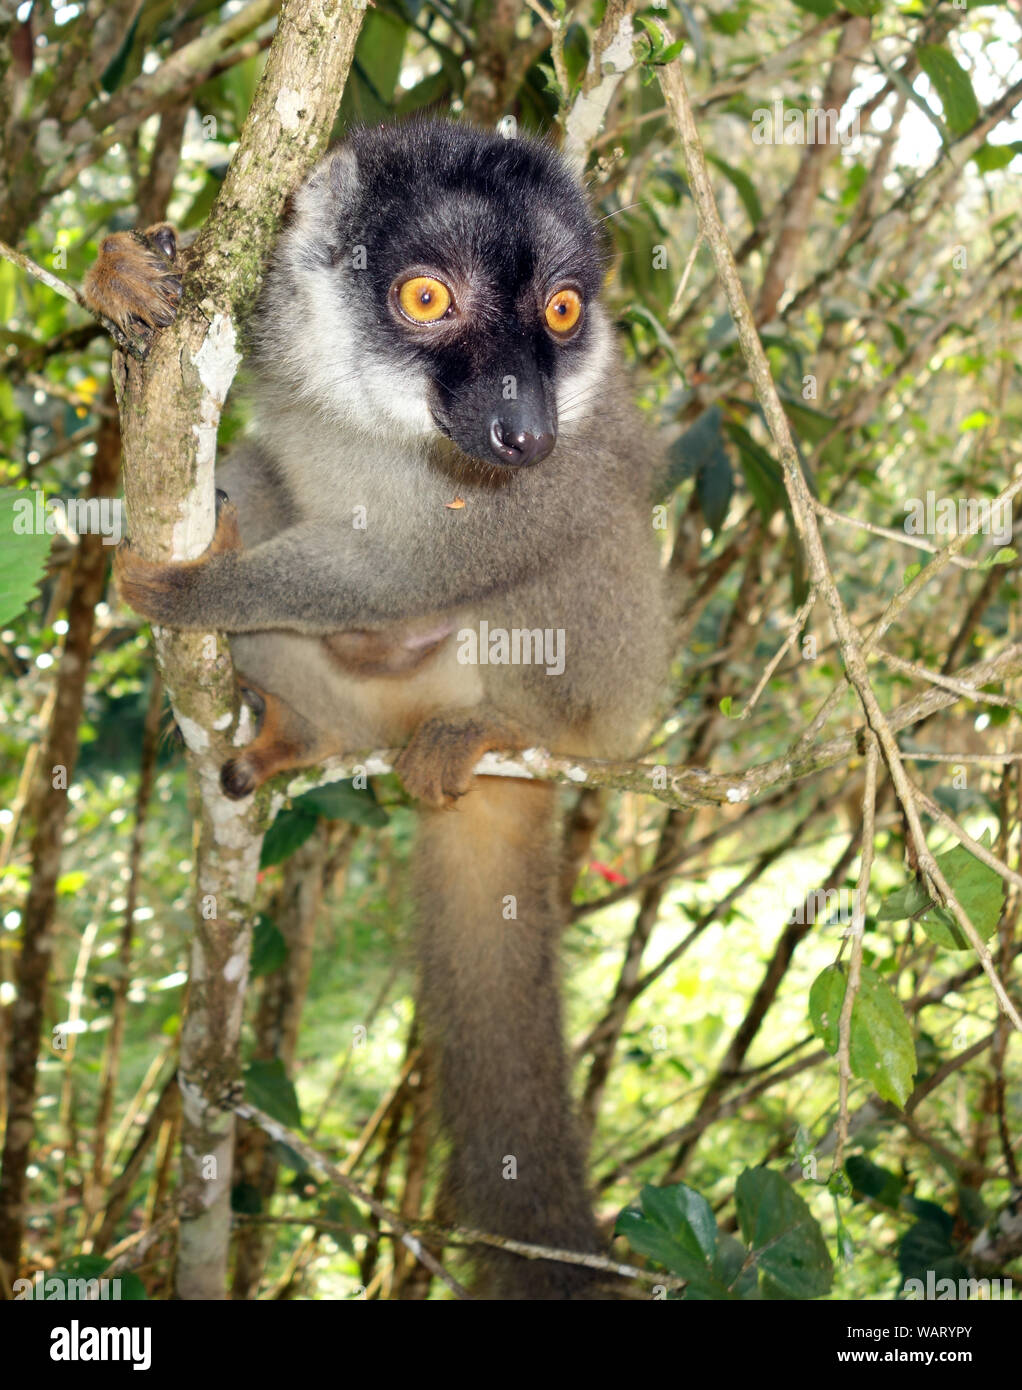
[111,0,366,1301]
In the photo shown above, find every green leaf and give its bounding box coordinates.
[231,1181,263,1215]
[395,68,452,117]
[810,964,917,1106]
[833,1197,855,1264]
[616,1182,735,1297]
[917,45,979,137]
[735,1168,833,1299]
[24,1251,145,1298]
[259,808,318,869]
[809,964,846,1052]
[845,1155,904,1209]
[664,403,728,496]
[980,546,1016,569]
[879,832,1004,950]
[697,440,734,533]
[847,968,918,1106]
[726,423,787,521]
[898,1204,966,1286]
[338,10,408,122]
[250,913,287,978]
[793,1123,814,1167]
[294,779,388,827]
[100,8,143,92]
[115,1272,148,1300]
[244,1058,302,1130]
[918,835,1004,950]
[971,141,1021,174]
[707,6,748,33]
[0,490,54,626]
[878,877,930,922]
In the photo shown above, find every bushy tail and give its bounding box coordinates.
[413,776,603,1299]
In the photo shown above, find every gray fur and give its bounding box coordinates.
[151,121,670,1297]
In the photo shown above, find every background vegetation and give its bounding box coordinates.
[0,0,1020,1301]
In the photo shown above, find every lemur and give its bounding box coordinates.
[86,120,670,1300]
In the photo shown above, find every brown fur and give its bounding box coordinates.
[86,125,670,1299]
[83,223,182,335]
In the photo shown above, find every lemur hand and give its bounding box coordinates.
[114,494,241,627]
[83,223,182,345]
[394,709,523,808]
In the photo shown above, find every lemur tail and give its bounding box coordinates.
[413,776,604,1299]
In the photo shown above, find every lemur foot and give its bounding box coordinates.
[219,687,270,798]
[82,222,182,344]
[220,757,257,801]
[395,711,521,809]
[114,500,241,624]
[219,683,339,801]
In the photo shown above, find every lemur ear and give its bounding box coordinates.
[287,145,359,226]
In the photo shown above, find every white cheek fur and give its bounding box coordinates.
[555,305,611,424]
[269,257,436,442]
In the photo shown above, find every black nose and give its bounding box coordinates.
[489,420,556,467]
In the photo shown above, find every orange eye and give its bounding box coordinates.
[545,287,582,335]
[397,276,451,323]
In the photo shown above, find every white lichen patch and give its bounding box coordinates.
[727,784,750,803]
[563,11,635,173]
[206,777,260,852]
[565,765,588,783]
[223,948,248,982]
[476,752,531,780]
[213,711,233,731]
[232,701,256,746]
[274,87,306,132]
[181,313,241,559]
[176,713,210,754]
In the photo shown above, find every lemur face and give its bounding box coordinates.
[257,121,612,468]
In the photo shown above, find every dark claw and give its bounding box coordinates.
[215,487,230,515]
[150,225,177,261]
[220,758,255,800]
[239,684,266,728]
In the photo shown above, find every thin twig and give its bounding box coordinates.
[734,585,818,720]
[226,1093,472,1300]
[655,34,1022,1033]
[834,740,879,1175]
[0,236,143,358]
[813,498,980,569]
